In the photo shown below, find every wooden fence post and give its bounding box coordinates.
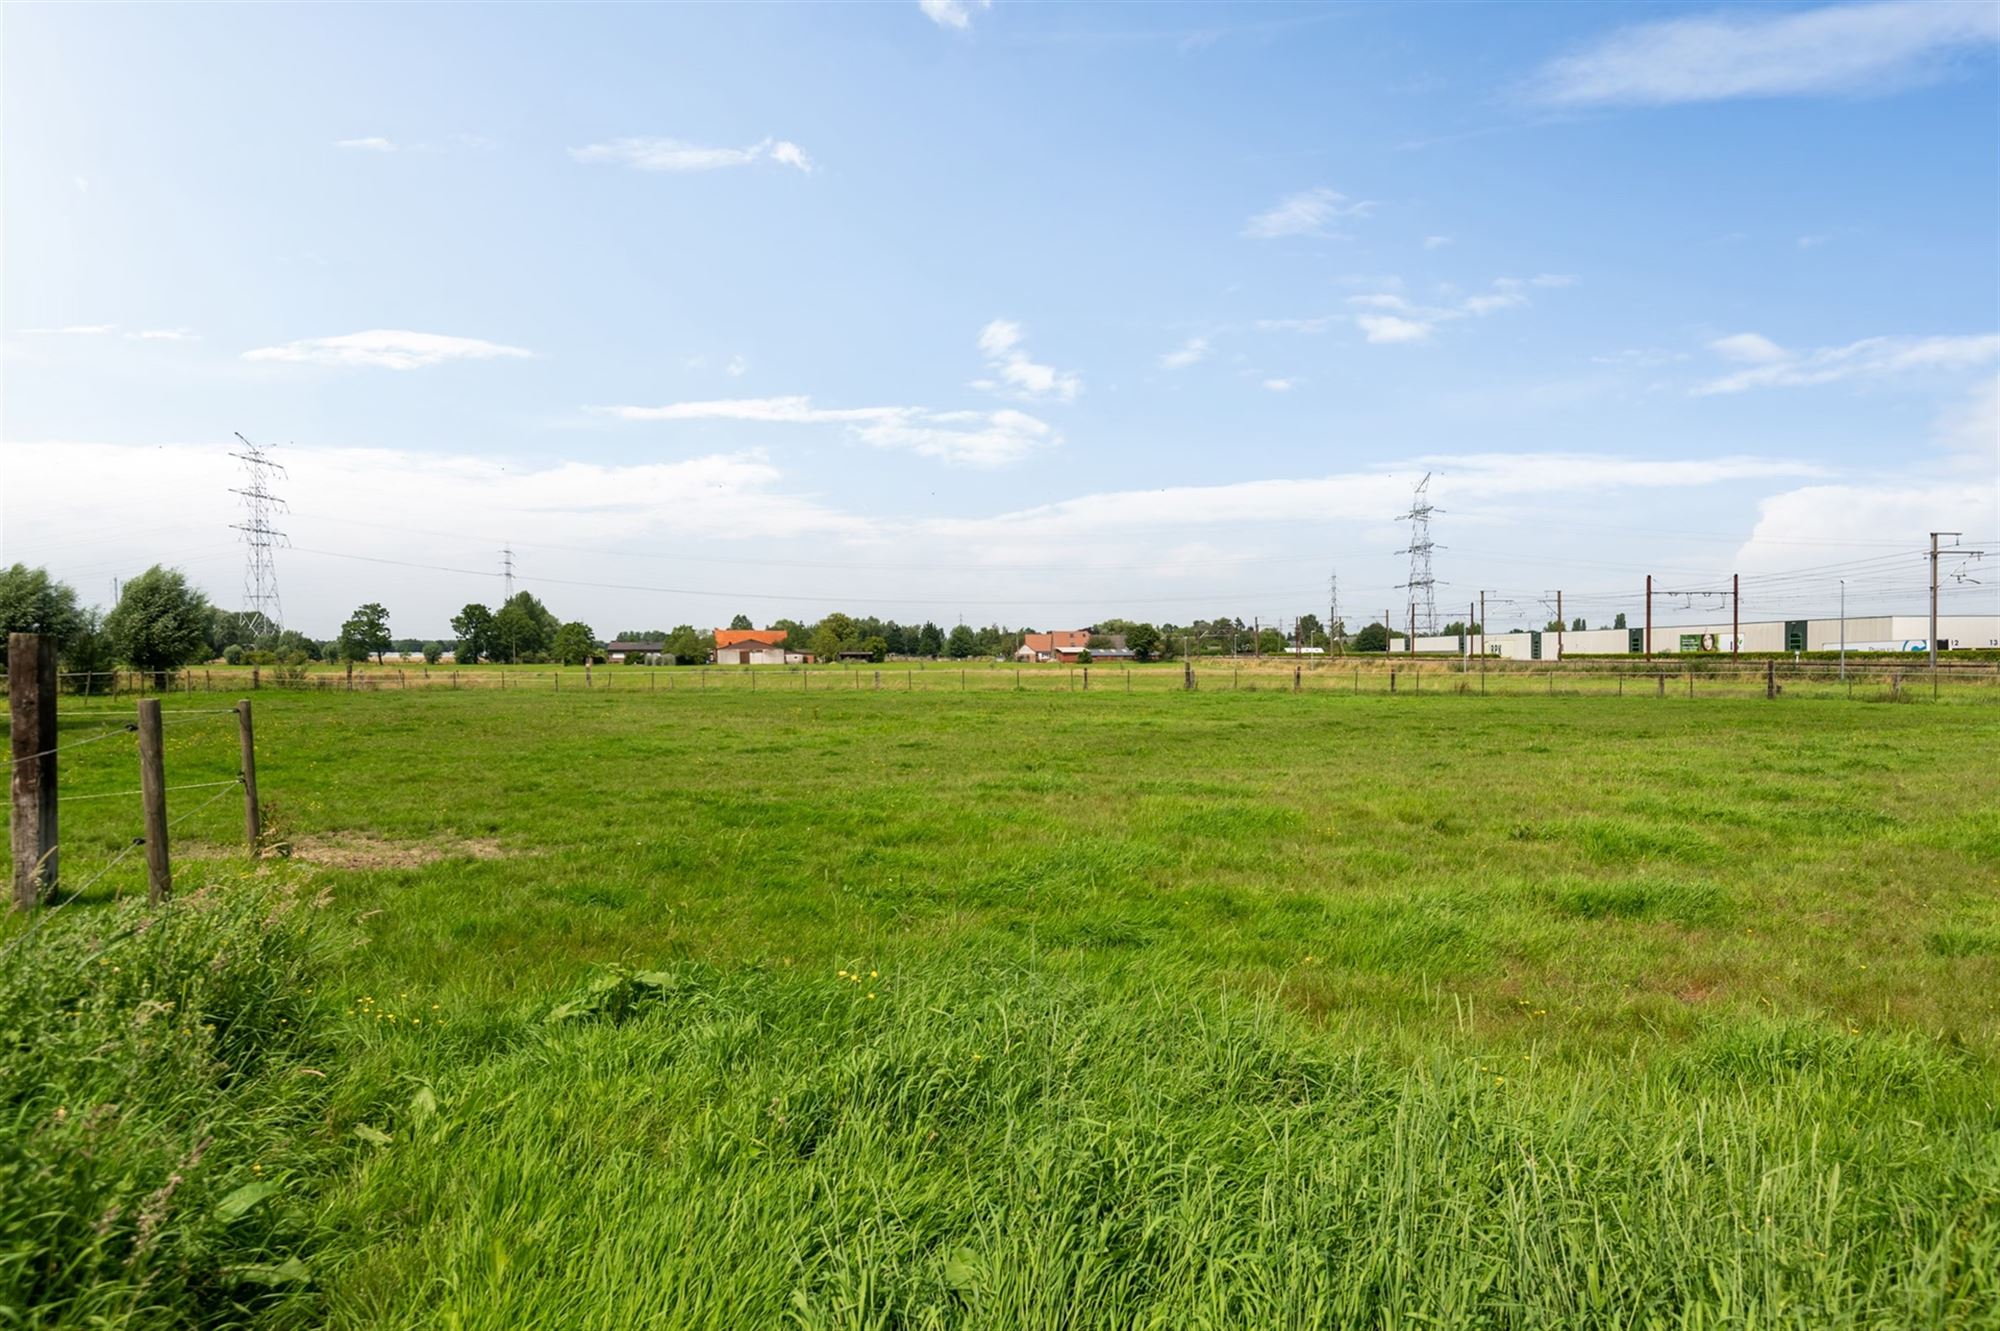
[1765,659,1776,700]
[10,632,58,909]
[136,698,171,903]
[237,700,260,857]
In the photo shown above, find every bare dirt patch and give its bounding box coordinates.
[274,834,510,870]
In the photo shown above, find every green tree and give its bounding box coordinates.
[1076,649,1093,665]
[61,607,116,693]
[551,621,596,665]
[422,641,445,665]
[205,607,257,657]
[1571,617,1586,632]
[222,644,245,665]
[1295,612,1325,647]
[1256,628,1286,655]
[809,625,844,662]
[451,604,495,664]
[665,625,709,665]
[918,622,944,657]
[268,628,319,663]
[1352,622,1391,652]
[338,603,392,663]
[0,564,82,665]
[862,635,888,663]
[1126,622,1161,662]
[728,613,754,631]
[104,565,212,686]
[1612,613,1628,629]
[947,624,977,658]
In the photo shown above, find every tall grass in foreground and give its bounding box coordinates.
[0,885,334,1329]
[323,961,2000,1330]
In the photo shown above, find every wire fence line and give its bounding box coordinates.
[22,658,1991,706]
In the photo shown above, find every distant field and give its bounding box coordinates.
[7,688,1999,1328]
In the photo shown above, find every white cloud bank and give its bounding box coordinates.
[571,136,814,173]
[594,397,1057,468]
[1242,187,1375,239]
[1695,332,2000,394]
[974,320,1082,402]
[1534,1,2000,106]
[1159,336,1210,369]
[242,330,534,371]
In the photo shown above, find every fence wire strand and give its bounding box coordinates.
[8,723,138,767]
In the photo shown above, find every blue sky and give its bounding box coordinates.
[3,0,1996,636]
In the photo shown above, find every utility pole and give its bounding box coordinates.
[502,545,516,601]
[1732,573,1740,661]
[1644,574,1653,661]
[1839,578,1846,683]
[1479,590,1488,690]
[1556,589,1563,661]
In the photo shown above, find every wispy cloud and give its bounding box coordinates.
[1346,276,1570,344]
[1532,1,2000,106]
[1695,332,2000,394]
[920,0,990,30]
[571,136,814,174]
[243,329,533,370]
[1242,187,1375,239]
[1356,314,1432,345]
[333,134,492,154]
[593,396,1057,468]
[1261,377,1296,392]
[1159,336,1210,369]
[975,320,1082,402]
[15,323,199,342]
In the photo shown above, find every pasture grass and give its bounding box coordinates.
[6,687,1999,1327]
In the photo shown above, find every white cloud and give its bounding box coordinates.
[336,136,399,152]
[594,396,1057,468]
[1261,378,1296,392]
[1242,187,1375,239]
[1694,333,2000,394]
[1936,376,1999,472]
[1797,234,1831,249]
[726,354,749,377]
[976,319,1081,402]
[1356,314,1433,345]
[1160,336,1210,369]
[571,136,814,174]
[243,329,534,371]
[1710,332,1790,364]
[1533,1,2000,106]
[1344,276,1569,344]
[931,452,1826,546]
[1422,235,1452,250]
[14,323,198,342]
[920,0,990,29]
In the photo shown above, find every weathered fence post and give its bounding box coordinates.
[237,700,260,857]
[1083,667,1090,691]
[1765,659,1776,700]
[136,698,171,903]
[1389,669,1397,693]
[10,632,58,909]
[1657,673,1665,697]
[252,666,261,690]
[1294,665,1301,693]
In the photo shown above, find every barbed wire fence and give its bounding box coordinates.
[9,633,264,923]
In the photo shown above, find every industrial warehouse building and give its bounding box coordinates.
[1394,614,2000,660]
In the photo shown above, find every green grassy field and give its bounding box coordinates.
[6,688,1999,1328]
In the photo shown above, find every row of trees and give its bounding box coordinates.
[4,563,1644,683]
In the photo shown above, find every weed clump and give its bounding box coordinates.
[0,885,336,1329]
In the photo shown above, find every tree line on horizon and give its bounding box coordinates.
[2,563,1641,689]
